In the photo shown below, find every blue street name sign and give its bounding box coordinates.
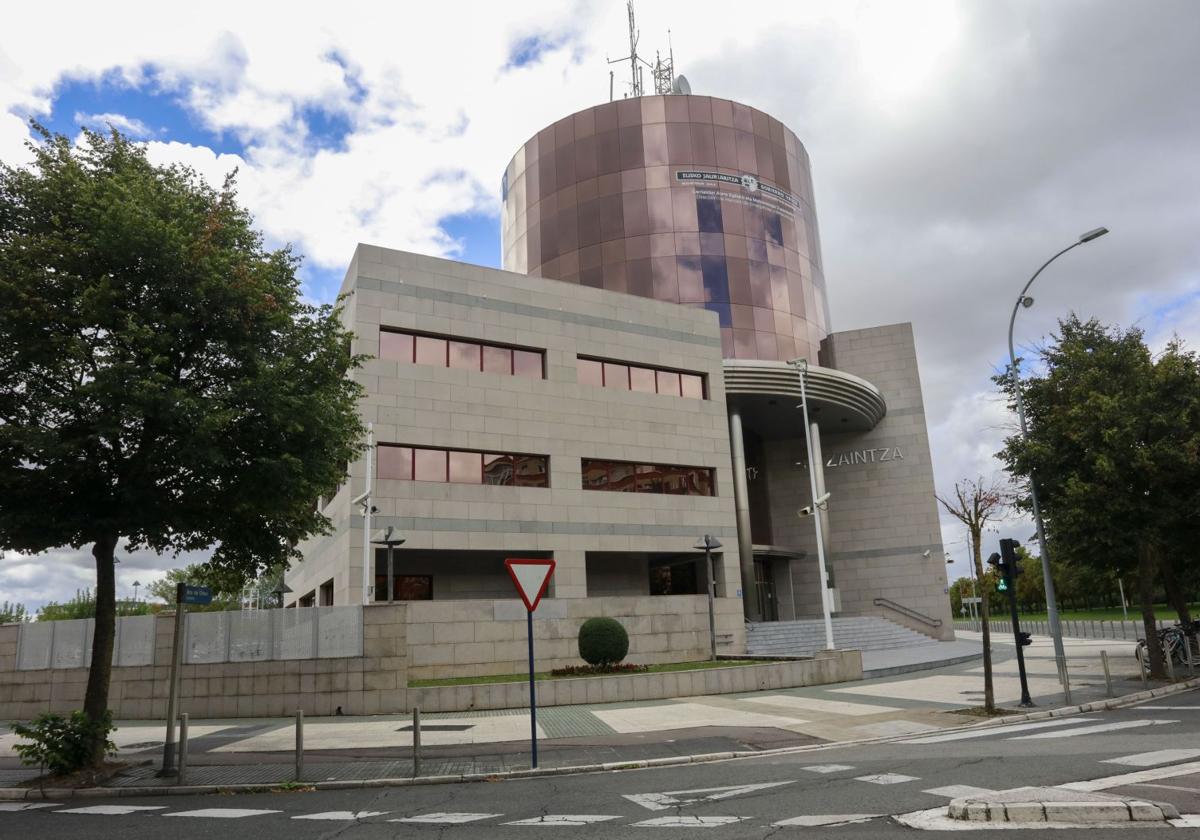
[180,584,212,606]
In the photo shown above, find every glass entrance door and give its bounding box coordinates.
[753,558,778,621]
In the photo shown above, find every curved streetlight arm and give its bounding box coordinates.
[1006,240,1083,373]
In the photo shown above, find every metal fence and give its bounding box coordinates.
[955,618,1173,640]
[15,606,363,671]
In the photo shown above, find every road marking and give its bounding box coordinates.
[1138,706,1200,710]
[904,717,1098,743]
[164,808,282,818]
[1103,749,1200,767]
[855,773,919,785]
[1060,759,1200,792]
[292,811,390,820]
[1128,783,1200,793]
[389,812,502,824]
[801,764,855,774]
[0,803,60,811]
[922,785,995,799]
[56,805,167,815]
[773,814,879,827]
[1168,815,1200,828]
[632,816,747,827]
[624,781,794,811]
[503,815,620,825]
[1012,719,1177,740]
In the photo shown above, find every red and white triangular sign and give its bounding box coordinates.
[504,558,556,612]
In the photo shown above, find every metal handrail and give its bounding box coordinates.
[873,597,943,628]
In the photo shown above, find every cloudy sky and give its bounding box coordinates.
[2,0,1198,610]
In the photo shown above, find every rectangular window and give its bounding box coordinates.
[582,459,715,496]
[394,575,433,601]
[379,328,544,380]
[448,450,482,484]
[379,331,414,362]
[377,445,413,480]
[414,448,448,482]
[379,445,549,488]
[319,579,334,606]
[602,362,629,390]
[577,355,707,399]
[415,335,447,366]
[298,591,316,608]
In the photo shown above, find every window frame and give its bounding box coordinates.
[379,327,545,380]
[577,355,707,399]
[580,458,716,496]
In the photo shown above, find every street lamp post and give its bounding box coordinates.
[132,580,141,603]
[1007,226,1108,699]
[371,526,406,603]
[787,358,836,651]
[694,535,722,660]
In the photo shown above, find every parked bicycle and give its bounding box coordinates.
[1135,621,1196,674]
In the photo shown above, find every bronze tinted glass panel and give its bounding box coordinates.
[513,455,549,487]
[449,450,482,484]
[393,575,432,601]
[609,461,636,491]
[482,345,512,374]
[582,458,609,490]
[377,445,413,480]
[655,370,681,397]
[602,362,629,389]
[513,349,543,378]
[415,336,447,366]
[630,365,656,393]
[414,448,447,482]
[379,330,414,362]
[448,340,480,370]
[680,374,704,399]
[484,453,513,486]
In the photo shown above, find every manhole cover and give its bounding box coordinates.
[396,724,474,732]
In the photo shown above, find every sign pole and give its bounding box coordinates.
[159,582,186,776]
[527,607,537,768]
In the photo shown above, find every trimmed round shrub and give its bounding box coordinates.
[578,617,630,667]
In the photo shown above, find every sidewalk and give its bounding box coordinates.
[2,632,1181,793]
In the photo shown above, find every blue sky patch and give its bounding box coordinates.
[443,211,502,269]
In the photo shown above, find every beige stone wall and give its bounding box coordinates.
[405,595,745,680]
[765,323,953,638]
[0,605,408,720]
[287,245,743,610]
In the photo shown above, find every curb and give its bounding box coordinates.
[948,797,1180,824]
[862,651,983,680]
[2,676,1196,802]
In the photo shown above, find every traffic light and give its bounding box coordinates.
[1017,631,1032,647]
[986,552,1007,591]
[999,538,1022,578]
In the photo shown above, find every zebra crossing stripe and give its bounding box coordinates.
[503,815,620,825]
[1061,759,1200,792]
[773,814,879,827]
[801,764,855,773]
[56,805,167,815]
[632,816,747,827]
[905,718,1097,743]
[0,803,60,811]
[1102,749,1200,767]
[292,811,390,820]
[1013,719,1176,740]
[389,812,501,824]
[855,773,919,785]
[164,808,282,818]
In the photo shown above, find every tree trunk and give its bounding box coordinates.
[1137,541,1166,680]
[973,527,995,712]
[83,534,118,765]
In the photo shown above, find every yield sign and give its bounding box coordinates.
[624,781,795,811]
[504,558,556,612]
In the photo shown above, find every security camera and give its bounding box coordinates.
[351,490,370,506]
[922,549,932,558]
[815,492,831,506]
[1021,296,1035,309]
[798,505,813,518]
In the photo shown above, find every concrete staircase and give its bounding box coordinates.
[745,616,940,657]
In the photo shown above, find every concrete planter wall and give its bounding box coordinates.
[407,649,862,713]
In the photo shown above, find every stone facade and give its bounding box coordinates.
[762,323,952,636]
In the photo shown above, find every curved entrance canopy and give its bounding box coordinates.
[722,359,887,436]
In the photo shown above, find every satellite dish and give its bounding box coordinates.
[672,74,692,95]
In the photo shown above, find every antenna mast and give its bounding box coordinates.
[606,1,679,98]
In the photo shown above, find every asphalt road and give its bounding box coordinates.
[5,688,1198,838]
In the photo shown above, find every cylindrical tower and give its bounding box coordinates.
[501,94,830,362]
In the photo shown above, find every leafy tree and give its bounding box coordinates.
[146,563,255,610]
[0,600,28,623]
[0,125,365,764]
[938,476,1010,712]
[995,317,1200,678]
[38,588,152,621]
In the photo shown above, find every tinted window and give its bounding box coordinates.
[482,345,512,374]
[413,448,447,482]
[680,374,705,399]
[448,341,481,370]
[603,362,629,389]
[577,358,603,386]
[379,331,413,362]
[656,370,681,397]
[483,454,513,486]
[377,445,413,480]
[415,336,447,366]
[513,349,543,378]
[448,450,482,484]
[630,366,657,393]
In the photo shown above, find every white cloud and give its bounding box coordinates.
[72,111,153,137]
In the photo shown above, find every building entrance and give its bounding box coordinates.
[753,558,778,621]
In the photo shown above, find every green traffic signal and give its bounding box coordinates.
[997,578,1008,592]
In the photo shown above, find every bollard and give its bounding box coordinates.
[178,713,189,785]
[1101,651,1113,698]
[412,706,422,777]
[295,709,304,781]
[1165,650,1175,682]
[1140,650,1149,688]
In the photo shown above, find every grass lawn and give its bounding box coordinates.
[409,659,768,688]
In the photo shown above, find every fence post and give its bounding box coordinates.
[412,706,422,777]
[178,713,189,785]
[295,709,304,781]
[1101,651,1113,698]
